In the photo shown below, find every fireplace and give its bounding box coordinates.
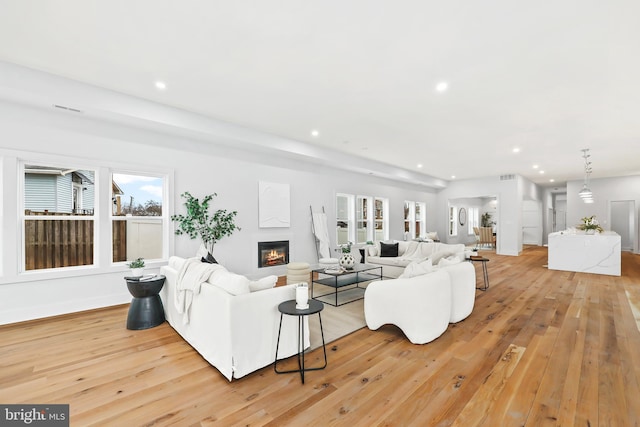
[258,240,289,268]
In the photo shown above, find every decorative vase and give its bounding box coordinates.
[339,253,355,269]
[586,229,595,235]
[131,267,144,277]
[295,283,309,309]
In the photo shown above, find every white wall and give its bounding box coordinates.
[0,100,438,324]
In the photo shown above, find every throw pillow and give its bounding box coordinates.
[209,269,250,295]
[426,231,439,241]
[201,254,218,264]
[249,275,278,292]
[429,250,455,264]
[368,246,378,257]
[438,256,462,267]
[196,244,218,263]
[380,242,399,257]
[399,260,433,278]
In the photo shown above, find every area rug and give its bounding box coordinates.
[307,291,367,351]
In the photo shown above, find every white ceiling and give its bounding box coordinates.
[1,1,639,188]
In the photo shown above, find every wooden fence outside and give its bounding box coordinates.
[24,210,127,270]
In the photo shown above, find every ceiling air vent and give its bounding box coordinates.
[52,104,83,113]
[500,174,516,181]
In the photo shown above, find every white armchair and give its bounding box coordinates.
[364,270,452,344]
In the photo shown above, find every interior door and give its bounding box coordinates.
[610,200,635,251]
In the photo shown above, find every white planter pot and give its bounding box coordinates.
[130,267,144,277]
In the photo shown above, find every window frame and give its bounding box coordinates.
[468,207,479,235]
[449,205,458,236]
[374,197,388,242]
[404,200,426,240]
[415,201,426,239]
[336,193,354,246]
[20,161,98,273]
[110,170,169,266]
[14,155,171,281]
[355,195,372,244]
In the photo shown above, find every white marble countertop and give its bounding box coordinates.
[548,231,621,276]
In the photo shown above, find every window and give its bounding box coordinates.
[356,195,371,244]
[337,193,386,246]
[19,159,170,274]
[404,201,426,239]
[415,202,426,238]
[22,163,96,270]
[468,207,479,235]
[111,173,165,263]
[449,205,458,236]
[336,193,354,245]
[374,198,388,241]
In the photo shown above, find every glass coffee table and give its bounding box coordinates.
[310,264,382,307]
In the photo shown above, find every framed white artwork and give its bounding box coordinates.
[258,181,290,228]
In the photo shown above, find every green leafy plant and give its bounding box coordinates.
[481,212,494,227]
[171,192,240,254]
[127,257,145,269]
[340,241,353,253]
[577,215,603,232]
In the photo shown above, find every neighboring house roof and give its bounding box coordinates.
[112,181,124,196]
[24,166,94,185]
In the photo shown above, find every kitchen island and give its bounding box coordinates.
[548,231,621,276]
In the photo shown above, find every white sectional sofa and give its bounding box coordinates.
[364,261,476,344]
[364,240,467,278]
[160,256,307,381]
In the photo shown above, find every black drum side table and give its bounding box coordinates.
[125,275,166,330]
[274,299,327,384]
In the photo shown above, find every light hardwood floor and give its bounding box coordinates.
[1,246,640,426]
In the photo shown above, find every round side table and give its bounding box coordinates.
[125,275,166,330]
[468,256,490,291]
[274,299,327,384]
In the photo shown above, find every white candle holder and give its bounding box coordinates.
[295,283,309,309]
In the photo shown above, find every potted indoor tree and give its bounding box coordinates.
[481,212,494,228]
[171,192,240,259]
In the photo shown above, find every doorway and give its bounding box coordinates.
[610,200,635,251]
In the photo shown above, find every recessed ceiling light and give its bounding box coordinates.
[513,147,521,153]
[435,82,448,92]
[539,170,545,174]
[549,179,555,182]
[533,164,539,169]
[451,175,456,179]
[311,129,320,137]
[155,81,166,90]
[417,164,423,168]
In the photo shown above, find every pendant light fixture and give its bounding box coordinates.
[579,149,594,203]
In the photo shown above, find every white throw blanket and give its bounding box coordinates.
[312,212,331,259]
[175,258,225,324]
